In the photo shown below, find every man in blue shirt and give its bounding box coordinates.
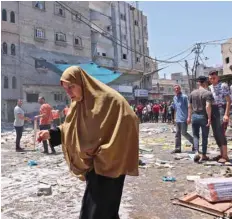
[172,85,193,153]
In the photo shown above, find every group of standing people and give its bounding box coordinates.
[172,71,230,164]
[132,101,175,124]
[13,97,69,154]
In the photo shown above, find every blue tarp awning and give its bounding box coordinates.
[55,63,122,84]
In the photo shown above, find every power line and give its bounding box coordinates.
[56,1,196,64]
[201,38,232,44]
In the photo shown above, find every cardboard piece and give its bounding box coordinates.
[173,192,232,217]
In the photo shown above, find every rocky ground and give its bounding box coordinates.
[1,122,232,219]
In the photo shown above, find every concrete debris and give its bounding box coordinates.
[186,175,201,181]
[37,184,52,196]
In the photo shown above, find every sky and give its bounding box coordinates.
[138,1,232,79]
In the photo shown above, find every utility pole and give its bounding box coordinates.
[185,60,192,92]
[191,43,201,90]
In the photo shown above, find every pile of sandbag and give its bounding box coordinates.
[195,177,232,202]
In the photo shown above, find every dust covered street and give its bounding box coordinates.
[1,123,232,219]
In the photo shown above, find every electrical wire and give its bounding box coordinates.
[57,1,196,64]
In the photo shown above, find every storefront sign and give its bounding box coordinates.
[110,85,133,93]
[134,89,149,97]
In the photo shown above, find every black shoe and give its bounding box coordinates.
[51,150,56,155]
[16,147,24,152]
[194,154,201,162]
[139,159,146,166]
[171,149,181,154]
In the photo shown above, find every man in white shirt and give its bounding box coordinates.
[14,99,30,152]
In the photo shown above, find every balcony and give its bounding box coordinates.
[90,10,111,27]
[91,33,113,46]
[93,55,114,68]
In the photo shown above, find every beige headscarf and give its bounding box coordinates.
[59,66,139,180]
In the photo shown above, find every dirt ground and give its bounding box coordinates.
[1,122,232,219]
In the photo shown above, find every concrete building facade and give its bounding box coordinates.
[89,1,156,90]
[1,1,92,121]
[1,1,155,121]
[221,38,232,75]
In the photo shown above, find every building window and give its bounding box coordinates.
[160,87,164,92]
[54,93,63,102]
[33,1,45,10]
[11,44,16,55]
[226,57,230,64]
[2,9,7,21]
[123,35,127,40]
[120,13,126,21]
[134,20,138,26]
[12,76,17,89]
[123,53,127,60]
[55,32,66,42]
[136,57,140,62]
[107,26,111,31]
[54,3,65,17]
[144,26,147,32]
[146,62,150,68]
[35,58,46,68]
[136,39,140,45]
[10,11,15,23]
[26,93,39,103]
[35,28,45,39]
[4,76,9,89]
[2,42,7,54]
[74,36,82,46]
[102,53,106,57]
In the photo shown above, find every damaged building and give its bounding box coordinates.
[1,1,157,122]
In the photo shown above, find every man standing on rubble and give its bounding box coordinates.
[208,71,230,163]
[172,85,193,154]
[14,99,30,152]
[187,76,213,162]
[35,97,56,154]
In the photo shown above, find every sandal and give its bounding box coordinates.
[218,157,229,164]
[212,155,222,161]
[199,156,209,162]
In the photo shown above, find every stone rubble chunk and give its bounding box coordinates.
[37,184,52,196]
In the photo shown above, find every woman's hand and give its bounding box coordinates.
[37,130,50,142]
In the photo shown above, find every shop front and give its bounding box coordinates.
[134,89,149,104]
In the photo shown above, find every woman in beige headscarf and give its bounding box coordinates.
[38,66,139,219]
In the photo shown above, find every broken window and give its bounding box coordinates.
[10,11,15,23]
[102,53,106,57]
[12,76,17,89]
[2,42,7,54]
[134,20,138,26]
[123,54,127,60]
[54,3,65,17]
[74,36,82,46]
[136,57,140,62]
[11,44,16,55]
[226,57,230,64]
[2,9,7,21]
[34,1,45,10]
[4,76,9,89]
[26,93,39,103]
[55,33,66,42]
